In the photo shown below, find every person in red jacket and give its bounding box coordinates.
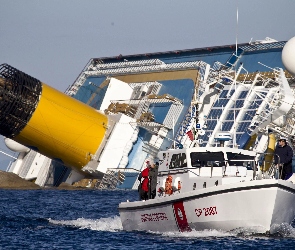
[138,161,151,200]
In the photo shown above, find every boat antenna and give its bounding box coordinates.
[236,4,238,57]
[172,115,175,148]
[233,2,239,148]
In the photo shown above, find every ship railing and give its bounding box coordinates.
[106,167,140,174]
[158,168,199,176]
[92,59,164,70]
[67,59,164,95]
[239,41,286,52]
[84,61,206,77]
[134,96,149,120]
[65,73,86,95]
[67,60,207,97]
[129,81,162,90]
[118,96,182,106]
[97,168,140,189]
[263,153,281,179]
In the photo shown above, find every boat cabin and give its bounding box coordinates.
[156,147,257,196]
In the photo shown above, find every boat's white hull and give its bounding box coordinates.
[119,179,295,232]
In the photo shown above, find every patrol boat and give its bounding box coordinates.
[119,145,295,233]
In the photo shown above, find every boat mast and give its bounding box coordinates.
[233,4,239,148]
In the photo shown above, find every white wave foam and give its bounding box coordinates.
[229,226,268,236]
[156,224,295,239]
[48,216,123,232]
[270,223,295,237]
[48,217,295,238]
[153,229,234,238]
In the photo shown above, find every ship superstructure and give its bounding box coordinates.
[3,37,295,188]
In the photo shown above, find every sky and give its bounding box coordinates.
[0,0,295,170]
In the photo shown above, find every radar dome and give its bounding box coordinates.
[282,36,295,76]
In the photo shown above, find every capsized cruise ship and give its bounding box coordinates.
[2,37,295,189]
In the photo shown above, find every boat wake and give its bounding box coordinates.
[48,216,123,232]
[269,223,295,237]
[159,229,234,238]
[231,223,295,238]
[48,216,295,238]
[150,223,295,239]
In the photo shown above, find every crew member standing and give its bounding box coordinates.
[148,162,159,199]
[138,161,151,200]
[274,138,294,180]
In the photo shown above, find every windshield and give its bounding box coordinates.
[190,152,225,168]
[226,152,255,166]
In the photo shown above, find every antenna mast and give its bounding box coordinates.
[233,3,239,148]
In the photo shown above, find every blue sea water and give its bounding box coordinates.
[1,189,295,250]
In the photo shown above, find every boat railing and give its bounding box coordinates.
[158,168,200,177]
[107,167,141,174]
[263,153,281,179]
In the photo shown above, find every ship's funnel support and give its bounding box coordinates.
[0,63,109,172]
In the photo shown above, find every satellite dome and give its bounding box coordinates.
[282,36,295,76]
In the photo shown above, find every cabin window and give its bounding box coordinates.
[190,152,225,168]
[169,153,187,169]
[226,153,255,167]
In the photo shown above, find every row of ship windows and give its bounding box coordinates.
[213,98,263,108]
[199,121,252,137]
[218,90,267,99]
[206,109,257,121]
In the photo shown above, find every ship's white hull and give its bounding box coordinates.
[119,179,295,233]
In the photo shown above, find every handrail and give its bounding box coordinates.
[106,168,141,173]
[158,167,204,177]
